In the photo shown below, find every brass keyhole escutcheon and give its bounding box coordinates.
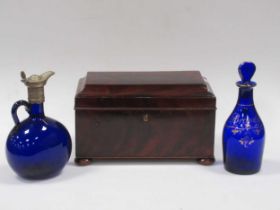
[143,113,149,122]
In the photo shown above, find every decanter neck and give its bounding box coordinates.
[237,87,254,106]
[29,103,45,117]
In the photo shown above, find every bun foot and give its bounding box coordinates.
[197,158,215,165]
[75,158,93,166]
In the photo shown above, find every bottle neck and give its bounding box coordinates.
[28,87,45,104]
[29,103,45,117]
[237,87,254,106]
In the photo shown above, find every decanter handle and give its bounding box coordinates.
[12,100,31,125]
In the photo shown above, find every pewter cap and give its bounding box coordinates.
[21,71,55,103]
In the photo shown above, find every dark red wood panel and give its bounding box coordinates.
[75,71,216,165]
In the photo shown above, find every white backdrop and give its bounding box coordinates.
[0,0,279,209]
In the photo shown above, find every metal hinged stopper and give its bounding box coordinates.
[21,71,55,103]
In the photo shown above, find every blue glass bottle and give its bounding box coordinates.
[223,62,265,174]
[6,71,72,179]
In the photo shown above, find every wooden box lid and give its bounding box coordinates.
[75,71,216,110]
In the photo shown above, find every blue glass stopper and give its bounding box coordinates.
[238,62,256,83]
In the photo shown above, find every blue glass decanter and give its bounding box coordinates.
[223,62,265,175]
[6,71,72,179]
